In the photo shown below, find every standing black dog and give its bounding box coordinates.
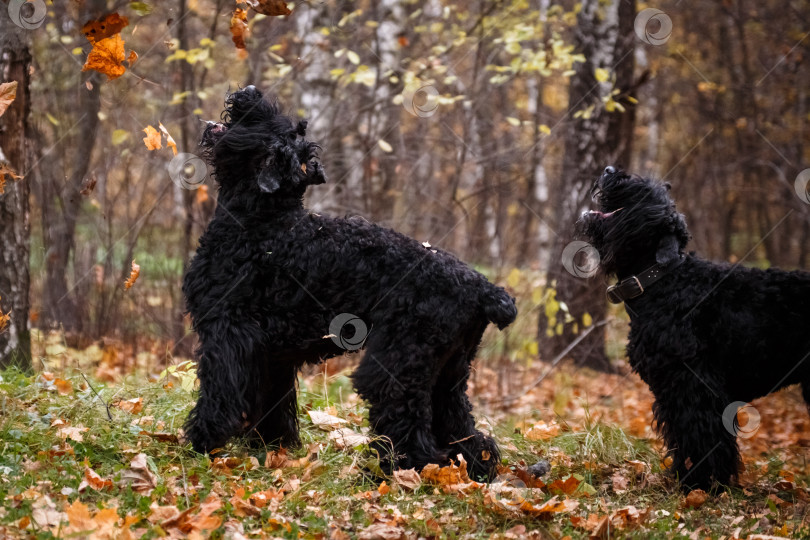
[182,86,516,481]
[580,166,810,491]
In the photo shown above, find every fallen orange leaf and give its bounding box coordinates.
[683,488,708,509]
[114,396,143,414]
[54,378,73,395]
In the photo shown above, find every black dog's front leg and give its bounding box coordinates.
[650,367,740,491]
[185,322,266,454]
[432,331,500,482]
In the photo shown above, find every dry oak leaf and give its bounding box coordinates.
[114,396,144,414]
[124,260,140,290]
[357,522,407,540]
[142,126,162,151]
[119,452,158,494]
[82,13,129,43]
[82,33,137,81]
[56,425,89,442]
[0,306,11,333]
[31,495,66,531]
[230,8,250,49]
[54,378,74,395]
[488,492,579,519]
[683,488,708,509]
[393,468,422,491]
[78,466,114,492]
[328,427,370,449]
[525,421,560,441]
[230,487,262,518]
[64,500,119,539]
[548,475,582,496]
[246,0,291,16]
[308,409,348,431]
[0,81,17,118]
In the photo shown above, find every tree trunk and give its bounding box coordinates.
[539,0,637,372]
[0,16,32,369]
[40,0,105,332]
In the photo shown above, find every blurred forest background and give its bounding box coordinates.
[0,0,808,375]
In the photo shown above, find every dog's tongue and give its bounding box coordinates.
[587,208,622,219]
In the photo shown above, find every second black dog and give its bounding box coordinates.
[182,86,517,481]
[580,166,810,491]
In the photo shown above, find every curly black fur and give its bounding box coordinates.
[579,167,810,492]
[183,86,516,481]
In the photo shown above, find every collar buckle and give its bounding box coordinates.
[606,276,644,304]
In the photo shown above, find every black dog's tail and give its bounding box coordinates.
[481,284,517,330]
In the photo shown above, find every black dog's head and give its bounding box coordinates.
[200,86,326,200]
[578,166,690,276]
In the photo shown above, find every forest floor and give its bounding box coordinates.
[2,332,810,539]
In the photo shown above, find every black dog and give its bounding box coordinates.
[580,166,810,491]
[182,86,516,481]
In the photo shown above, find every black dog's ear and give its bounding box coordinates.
[655,234,680,266]
[257,166,282,193]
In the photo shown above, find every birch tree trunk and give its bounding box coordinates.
[0,13,32,369]
[539,0,637,372]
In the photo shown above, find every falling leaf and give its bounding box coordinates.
[82,13,129,43]
[230,8,250,49]
[378,139,393,153]
[683,489,708,509]
[196,184,209,204]
[158,122,177,155]
[308,409,348,431]
[80,176,97,196]
[245,0,291,16]
[0,81,17,118]
[393,468,421,491]
[114,396,144,414]
[142,125,162,151]
[124,260,140,290]
[54,378,74,395]
[82,34,132,80]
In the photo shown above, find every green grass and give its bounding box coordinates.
[0,367,807,539]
